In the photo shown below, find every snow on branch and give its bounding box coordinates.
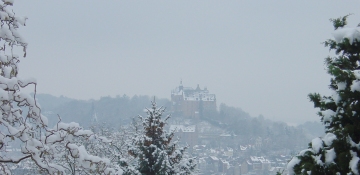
[0,1,117,174]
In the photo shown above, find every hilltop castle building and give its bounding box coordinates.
[171,82,216,118]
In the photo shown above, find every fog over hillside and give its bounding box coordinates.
[36,94,171,127]
[36,93,325,147]
[2,0,359,174]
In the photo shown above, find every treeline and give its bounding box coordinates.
[202,103,324,152]
[36,94,171,128]
[37,94,323,152]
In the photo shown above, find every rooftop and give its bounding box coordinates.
[172,83,216,101]
[169,125,196,133]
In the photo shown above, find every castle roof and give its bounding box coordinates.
[171,83,216,101]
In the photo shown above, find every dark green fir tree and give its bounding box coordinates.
[120,100,196,175]
[288,15,360,175]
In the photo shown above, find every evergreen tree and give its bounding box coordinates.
[288,15,360,174]
[121,100,196,175]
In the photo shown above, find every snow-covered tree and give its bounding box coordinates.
[120,100,196,175]
[86,122,138,174]
[0,1,117,174]
[288,15,360,175]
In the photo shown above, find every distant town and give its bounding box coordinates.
[167,82,297,175]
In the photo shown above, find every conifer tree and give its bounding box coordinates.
[288,15,360,174]
[121,100,196,175]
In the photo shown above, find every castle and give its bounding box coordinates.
[171,82,216,118]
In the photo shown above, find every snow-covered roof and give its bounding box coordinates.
[250,156,259,162]
[210,156,219,161]
[220,133,231,137]
[193,145,206,149]
[171,84,216,101]
[249,156,270,164]
[169,125,196,133]
[240,145,247,151]
[220,159,230,169]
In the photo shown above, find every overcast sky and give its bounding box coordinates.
[12,1,360,125]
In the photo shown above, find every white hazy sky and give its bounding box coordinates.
[12,1,360,125]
